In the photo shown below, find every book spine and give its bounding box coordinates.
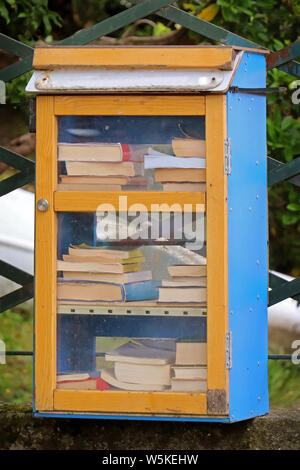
[121,144,131,161]
[123,281,161,301]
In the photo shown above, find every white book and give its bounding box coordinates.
[144,155,206,169]
[101,368,168,391]
[105,341,175,365]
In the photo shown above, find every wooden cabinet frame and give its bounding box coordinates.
[35,94,228,417]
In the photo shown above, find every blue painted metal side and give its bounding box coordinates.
[227,52,269,421]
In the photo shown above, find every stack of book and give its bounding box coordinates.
[171,339,207,392]
[58,142,147,190]
[158,265,207,303]
[145,138,206,191]
[57,244,161,303]
[101,340,176,391]
[56,372,110,390]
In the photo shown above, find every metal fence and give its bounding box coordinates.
[0,0,299,361]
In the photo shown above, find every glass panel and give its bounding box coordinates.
[57,116,205,192]
[56,115,207,396]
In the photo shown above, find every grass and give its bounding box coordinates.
[0,307,299,409]
[0,307,33,404]
[268,358,300,409]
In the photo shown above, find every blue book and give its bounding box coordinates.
[57,279,161,302]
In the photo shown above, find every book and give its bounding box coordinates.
[57,373,90,382]
[58,143,130,162]
[162,278,206,287]
[171,378,207,392]
[175,340,207,366]
[158,287,206,303]
[56,377,110,390]
[58,143,173,162]
[168,265,207,277]
[114,362,171,386]
[57,280,161,302]
[171,366,207,380]
[65,161,142,177]
[57,183,122,191]
[168,276,206,284]
[154,168,206,183]
[163,183,206,192]
[105,341,175,365]
[59,175,150,186]
[144,155,206,169]
[62,270,152,284]
[101,368,168,391]
[69,245,143,260]
[62,254,146,265]
[57,260,141,274]
[172,138,206,157]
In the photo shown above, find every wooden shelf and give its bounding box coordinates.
[57,302,207,317]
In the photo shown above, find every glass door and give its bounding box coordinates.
[35,95,228,417]
[56,114,207,395]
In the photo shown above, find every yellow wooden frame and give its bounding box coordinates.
[34,46,235,70]
[54,191,205,212]
[35,94,228,416]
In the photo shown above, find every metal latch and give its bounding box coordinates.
[224,138,231,175]
[226,331,232,369]
[229,86,286,95]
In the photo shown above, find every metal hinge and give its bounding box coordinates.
[224,138,231,175]
[226,331,232,369]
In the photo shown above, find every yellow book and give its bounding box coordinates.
[62,254,146,264]
[69,244,143,260]
[57,260,141,274]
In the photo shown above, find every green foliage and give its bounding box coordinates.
[0,0,62,42]
[153,21,171,36]
[268,359,300,408]
[5,72,32,104]
[0,308,33,404]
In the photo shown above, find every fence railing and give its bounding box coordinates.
[0,0,299,359]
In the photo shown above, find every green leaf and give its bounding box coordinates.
[282,213,299,225]
[281,116,294,131]
[287,203,300,212]
[0,0,10,23]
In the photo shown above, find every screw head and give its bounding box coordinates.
[37,198,49,212]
